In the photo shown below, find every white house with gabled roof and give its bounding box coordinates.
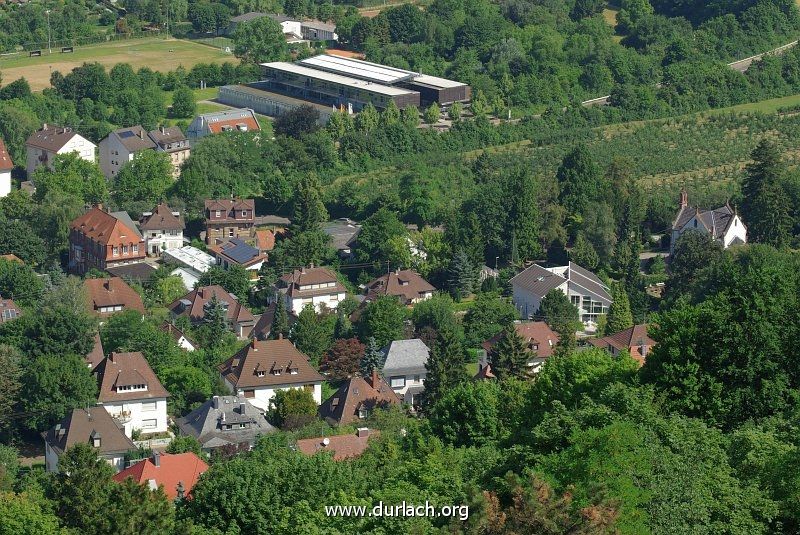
[670,188,747,254]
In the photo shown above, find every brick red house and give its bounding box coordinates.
[204,199,255,244]
[69,207,145,275]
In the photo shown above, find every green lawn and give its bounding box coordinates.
[701,93,800,115]
[0,37,233,90]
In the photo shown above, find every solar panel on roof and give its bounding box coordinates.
[119,131,136,138]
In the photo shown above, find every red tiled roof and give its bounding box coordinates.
[482,322,559,359]
[318,372,400,425]
[0,139,13,171]
[279,267,347,299]
[70,207,141,247]
[219,338,324,389]
[113,453,208,500]
[255,230,275,252]
[85,333,105,370]
[296,430,378,460]
[168,285,255,326]
[364,269,435,304]
[84,277,145,316]
[139,203,185,231]
[474,363,496,380]
[588,324,655,366]
[207,116,260,134]
[0,254,23,264]
[94,351,170,403]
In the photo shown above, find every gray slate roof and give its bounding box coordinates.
[176,395,275,449]
[672,204,739,239]
[323,219,361,252]
[381,339,430,374]
[110,211,143,239]
[510,262,611,303]
[112,126,157,152]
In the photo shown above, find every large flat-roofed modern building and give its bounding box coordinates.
[260,62,421,111]
[298,55,470,106]
[218,83,333,124]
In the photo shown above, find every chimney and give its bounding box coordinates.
[239,402,246,414]
[104,279,111,291]
[356,427,370,438]
[138,129,144,139]
[277,333,283,340]
[300,266,306,274]
[152,452,160,467]
[679,188,688,209]
[212,395,220,409]
[251,338,257,350]
[370,368,379,388]
[160,125,166,134]
[42,123,48,130]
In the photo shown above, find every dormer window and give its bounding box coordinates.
[271,368,281,376]
[116,383,147,392]
[256,370,266,377]
[289,368,298,375]
[215,210,221,218]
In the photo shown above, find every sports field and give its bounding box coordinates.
[0,37,233,91]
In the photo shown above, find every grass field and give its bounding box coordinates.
[0,37,233,91]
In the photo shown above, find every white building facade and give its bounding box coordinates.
[100,396,169,437]
[670,190,747,254]
[510,262,612,330]
[26,126,96,177]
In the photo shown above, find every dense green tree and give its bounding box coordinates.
[160,366,213,416]
[113,150,173,211]
[355,207,408,265]
[274,105,321,139]
[290,304,331,363]
[291,173,328,233]
[462,293,518,347]
[360,337,383,377]
[233,16,289,63]
[0,219,47,267]
[557,144,606,219]
[643,246,800,429]
[0,491,61,534]
[1,303,95,358]
[269,388,317,429]
[269,297,290,340]
[570,232,600,271]
[411,293,459,337]
[170,85,196,118]
[100,311,183,373]
[197,294,229,350]
[32,153,108,204]
[381,100,401,126]
[0,345,22,435]
[333,308,354,340]
[447,248,478,300]
[490,325,532,380]
[429,380,501,447]
[423,102,441,125]
[166,435,203,456]
[666,229,723,300]
[19,353,97,431]
[0,258,45,308]
[605,283,634,334]
[421,324,468,411]
[539,289,580,334]
[357,296,407,348]
[355,103,380,132]
[742,139,792,247]
[197,265,250,299]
